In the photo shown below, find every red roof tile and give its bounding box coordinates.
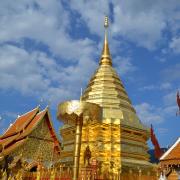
[1,107,39,138]
[18,109,47,139]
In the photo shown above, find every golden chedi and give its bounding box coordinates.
[59,16,157,179]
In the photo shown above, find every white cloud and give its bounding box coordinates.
[3,111,19,119]
[0,45,50,94]
[157,128,168,135]
[0,0,179,62]
[0,0,97,61]
[135,101,177,125]
[135,103,164,125]
[112,0,179,49]
[169,37,180,54]
[0,115,3,128]
[112,4,165,49]
[114,56,136,76]
[68,0,179,50]
[139,82,172,91]
[0,43,98,107]
[139,85,157,91]
[162,63,180,82]
[163,90,177,106]
[68,0,110,37]
[0,0,100,107]
[160,83,172,90]
[163,105,177,115]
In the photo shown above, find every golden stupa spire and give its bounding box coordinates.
[100,16,112,66]
[83,16,136,113]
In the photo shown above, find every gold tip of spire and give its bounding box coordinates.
[104,16,109,28]
[100,16,112,66]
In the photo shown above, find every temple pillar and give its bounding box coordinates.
[73,117,83,180]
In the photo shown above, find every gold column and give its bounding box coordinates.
[73,116,83,180]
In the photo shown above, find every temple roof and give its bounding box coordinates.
[0,107,61,156]
[160,137,180,163]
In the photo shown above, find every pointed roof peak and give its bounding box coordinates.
[100,16,112,66]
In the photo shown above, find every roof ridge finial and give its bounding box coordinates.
[100,16,112,66]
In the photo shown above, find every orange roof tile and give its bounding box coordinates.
[26,109,47,132]
[1,107,39,138]
[17,109,47,139]
[165,143,180,160]
[160,137,180,161]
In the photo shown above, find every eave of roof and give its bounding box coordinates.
[3,138,27,156]
[0,133,19,147]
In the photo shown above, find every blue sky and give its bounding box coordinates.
[0,0,180,148]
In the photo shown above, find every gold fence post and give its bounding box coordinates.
[73,117,83,180]
[138,168,142,180]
